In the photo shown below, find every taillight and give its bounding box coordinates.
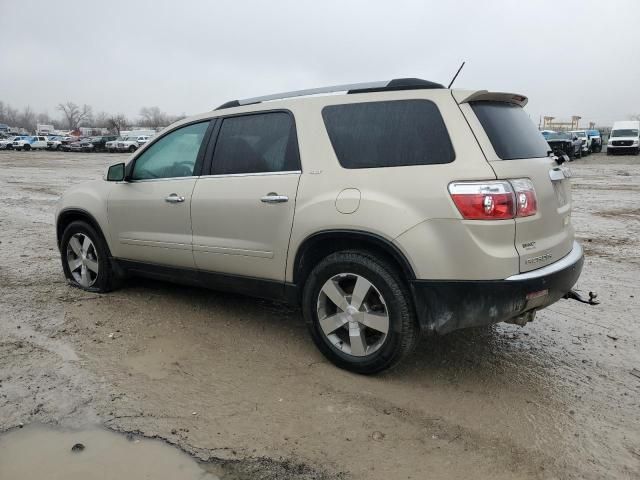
[448,179,537,220]
[510,178,537,217]
[448,181,514,220]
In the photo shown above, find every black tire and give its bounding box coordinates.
[60,220,116,293]
[128,145,137,153]
[23,144,31,151]
[56,144,62,150]
[302,250,419,374]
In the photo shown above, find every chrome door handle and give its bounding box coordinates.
[260,193,289,204]
[165,193,185,203]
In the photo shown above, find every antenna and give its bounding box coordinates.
[447,61,466,89]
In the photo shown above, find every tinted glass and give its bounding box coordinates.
[322,100,454,168]
[471,101,550,160]
[611,129,639,137]
[131,121,209,180]
[547,132,570,140]
[212,112,299,175]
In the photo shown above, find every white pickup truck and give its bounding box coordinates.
[0,136,26,150]
[116,135,150,153]
[13,136,48,151]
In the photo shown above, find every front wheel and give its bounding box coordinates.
[60,221,115,292]
[23,144,31,151]
[302,251,419,374]
[128,145,137,153]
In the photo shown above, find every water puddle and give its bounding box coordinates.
[0,424,225,479]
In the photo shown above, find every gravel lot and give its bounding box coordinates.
[0,150,638,479]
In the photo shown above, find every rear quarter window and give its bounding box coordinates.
[322,100,455,169]
[471,101,550,160]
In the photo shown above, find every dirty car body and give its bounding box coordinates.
[55,78,586,373]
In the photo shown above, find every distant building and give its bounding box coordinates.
[36,124,55,135]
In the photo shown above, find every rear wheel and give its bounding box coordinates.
[60,221,115,292]
[302,251,419,374]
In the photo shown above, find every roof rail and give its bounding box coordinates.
[215,78,445,110]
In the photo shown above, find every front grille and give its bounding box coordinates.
[612,140,633,146]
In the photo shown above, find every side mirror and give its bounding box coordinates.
[105,162,125,182]
[573,136,578,141]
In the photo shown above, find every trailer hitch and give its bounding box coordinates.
[564,289,600,305]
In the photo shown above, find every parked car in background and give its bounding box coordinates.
[116,135,149,152]
[0,135,27,150]
[587,130,602,153]
[545,131,581,159]
[83,135,118,152]
[56,78,585,373]
[106,137,123,152]
[69,138,93,152]
[568,130,591,155]
[60,137,81,151]
[47,136,65,150]
[607,121,640,155]
[13,136,48,151]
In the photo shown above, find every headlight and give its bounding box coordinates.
[633,140,639,146]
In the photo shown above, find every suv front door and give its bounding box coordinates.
[191,111,301,282]
[107,121,211,267]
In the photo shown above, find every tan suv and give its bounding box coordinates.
[56,78,584,373]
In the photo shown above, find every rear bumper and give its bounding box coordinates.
[411,241,584,334]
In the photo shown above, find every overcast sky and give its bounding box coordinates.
[1,0,638,126]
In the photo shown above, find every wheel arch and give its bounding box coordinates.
[56,208,112,255]
[292,229,416,292]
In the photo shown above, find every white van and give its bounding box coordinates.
[607,121,640,155]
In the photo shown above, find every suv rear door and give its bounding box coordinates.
[455,91,574,273]
[191,111,301,282]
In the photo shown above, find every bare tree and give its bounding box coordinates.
[93,111,110,129]
[57,102,93,130]
[630,114,640,121]
[19,106,37,133]
[107,114,129,135]
[139,106,168,129]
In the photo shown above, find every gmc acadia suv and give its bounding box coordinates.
[56,78,584,373]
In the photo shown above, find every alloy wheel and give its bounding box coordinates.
[316,273,389,357]
[66,233,99,287]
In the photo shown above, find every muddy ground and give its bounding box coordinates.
[0,150,638,479]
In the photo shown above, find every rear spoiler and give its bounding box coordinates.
[453,90,528,107]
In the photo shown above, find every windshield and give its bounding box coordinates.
[471,101,550,160]
[125,137,138,141]
[547,132,570,140]
[573,131,586,138]
[587,130,600,136]
[611,129,639,138]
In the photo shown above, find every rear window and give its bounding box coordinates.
[322,100,455,169]
[471,101,550,160]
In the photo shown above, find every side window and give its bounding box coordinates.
[211,112,299,175]
[131,121,209,180]
[322,100,455,168]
